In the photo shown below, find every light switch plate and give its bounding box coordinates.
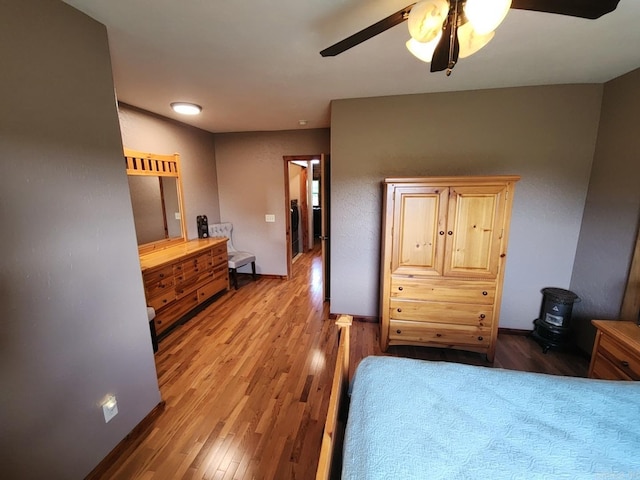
[265,214,275,223]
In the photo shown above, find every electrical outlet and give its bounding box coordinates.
[102,395,118,423]
[265,214,275,223]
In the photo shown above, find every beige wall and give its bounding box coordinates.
[118,104,221,239]
[0,1,161,477]
[330,85,603,328]
[215,129,330,275]
[571,67,640,352]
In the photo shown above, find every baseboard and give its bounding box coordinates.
[498,327,533,336]
[256,274,287,280]
[85,401,166,480]
[329,313,379,323]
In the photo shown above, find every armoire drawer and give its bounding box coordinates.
[390,277,496,304]
[389,299,493,327]
[389,319,491,348]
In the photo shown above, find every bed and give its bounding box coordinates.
[317,317,640,479]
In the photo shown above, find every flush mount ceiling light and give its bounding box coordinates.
[170,102,202,115]
[320,0,620,76]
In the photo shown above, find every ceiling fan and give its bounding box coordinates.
[320,0,621,75]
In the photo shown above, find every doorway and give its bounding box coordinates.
[283,155,330,301]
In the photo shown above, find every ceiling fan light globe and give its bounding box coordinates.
[406,32,443,63]
[464,0,511,35]
[457,22,495,58]
[408,0,449,43]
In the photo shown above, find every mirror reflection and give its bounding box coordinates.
[128,175,182,245]
[124,148,187,251]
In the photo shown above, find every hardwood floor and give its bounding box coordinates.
[94,244,588,480]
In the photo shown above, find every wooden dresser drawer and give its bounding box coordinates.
[143,265,174,288]
[590,353,634,381]
[597,334,640,380]
[153,290,199,334]
[212,243,227,256]
[389,299,492,327]
[390,277,495,304]
[197,276,229,303]
[144,276,175,299]
[213,251,228,267]
[147,289,176,311]
[176,253,211,282]
[389,319,491,348]
[589,320,640,381]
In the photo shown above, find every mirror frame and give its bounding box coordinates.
[124,147,188,254]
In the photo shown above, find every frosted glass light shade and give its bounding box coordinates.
[458,22,495,58]
[464,0,511,35]
[170,102,202,115]
[408,0,449,43]
[406,32,443,63]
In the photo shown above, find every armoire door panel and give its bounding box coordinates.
[392,187,448,276]
[444,185,506,278]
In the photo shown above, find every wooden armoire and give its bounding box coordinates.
[380,176,520,362]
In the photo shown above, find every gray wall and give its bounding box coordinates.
[118,103,221,239]
[215,129,330,275]
[0,1,161,478]
[571,67,640,352]
[330,85,603,329]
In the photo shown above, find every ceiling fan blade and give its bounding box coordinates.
[320,3,416,57]
[430,19,459,73]
[510,0,620,19]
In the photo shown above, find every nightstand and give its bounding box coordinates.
[588,320,640,380]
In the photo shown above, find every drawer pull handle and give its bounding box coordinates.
[159,273,164,278]
[439,231,444,235]
[621,361,630,367]
[397,308,402,313]
[448,231,453,235]
[436,333,442,337]
[482,291,488,296]
[398,286,403,291]
[396,329,402,334]
[478,336,484,341]
[162,299,167,303]
[480,314,486,319]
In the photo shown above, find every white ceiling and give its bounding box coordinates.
[63,0,640,134]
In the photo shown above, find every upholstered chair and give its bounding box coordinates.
[208,222,256,289]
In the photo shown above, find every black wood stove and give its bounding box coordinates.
[531,287,579,353]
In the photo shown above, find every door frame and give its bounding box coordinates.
[283,155,314,280]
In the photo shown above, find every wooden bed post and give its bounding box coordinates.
[316,315,352,480]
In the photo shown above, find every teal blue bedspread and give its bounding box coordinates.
[342,356,640,479]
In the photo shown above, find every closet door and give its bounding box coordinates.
[391,186,448,276]
[443,185,506,278]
